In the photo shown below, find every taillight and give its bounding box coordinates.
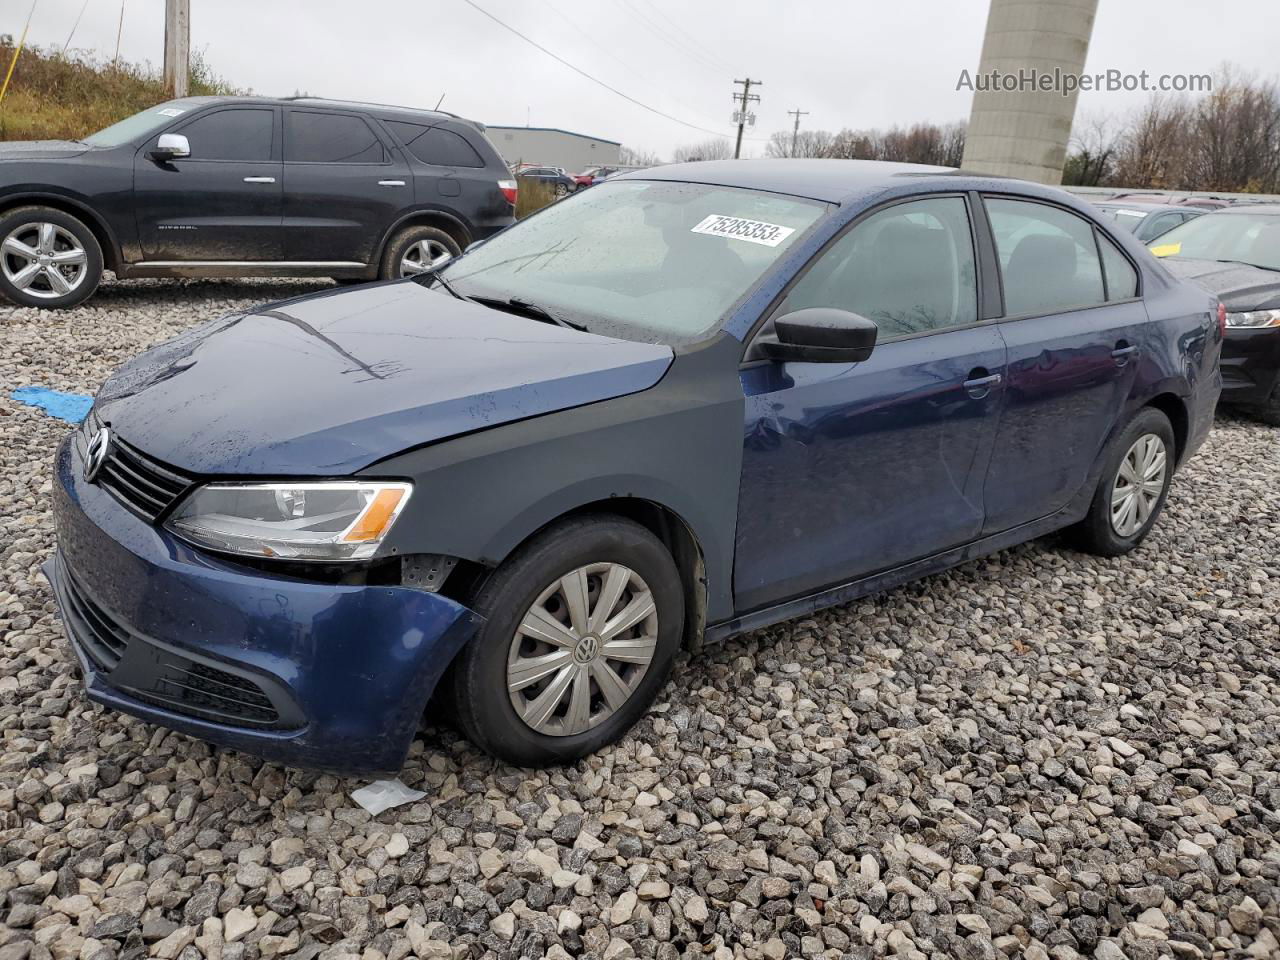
[498,179,517,205]
[1217,302,1227,337]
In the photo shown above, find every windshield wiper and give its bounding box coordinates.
[421,270,469,301]
[471,295,587,331]
[1213,258,1280,273]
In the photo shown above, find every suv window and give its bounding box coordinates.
[178,108,273,162]
[987,198,1106,315]
[385,121,484,167]
[781,196,979,338]
[285,111,385,163]
[1098,231,1139,300]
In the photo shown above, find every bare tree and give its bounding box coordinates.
[1063,114,1119,186]
[764,128,839,158]
[619,145,663,167]
[672,138,733,162]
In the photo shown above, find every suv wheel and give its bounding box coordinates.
[1068,407,1175,556]
[449,516,684,766]
[1256,388,1280,427]
[0,206,103,309]
[380,225,461,280]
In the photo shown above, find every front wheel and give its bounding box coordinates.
[0,206,103,308]
[554,182,570,198]
[1068,407,1175,556]
[449,516,684,766]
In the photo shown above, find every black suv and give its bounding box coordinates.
[0,96,517,308]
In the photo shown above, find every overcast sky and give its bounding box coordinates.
[12,0,1280,158]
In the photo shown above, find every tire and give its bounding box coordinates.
[0,206,103,309]
[1255,388,1280,427]
[449,515,684,766]
[554,182,569,198]
[379,224,462,281]
[1068,407,1176,556]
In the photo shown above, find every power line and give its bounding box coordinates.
[63,0,91,52]
[634,0,734,74]
[616,0,726,81]
[456,0,733,140]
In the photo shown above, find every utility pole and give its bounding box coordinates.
[732,78,761,159]
[788,108,809,157]
[163,0,190,98]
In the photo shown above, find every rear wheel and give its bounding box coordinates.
[449,516,684,766]
[554,182,569,198]
[0,206,103,308]
[1256,388,1280,426]
[1068,407,1175,556]
[379,225,461,280]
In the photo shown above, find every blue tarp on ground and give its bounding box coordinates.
[11,387,93,424]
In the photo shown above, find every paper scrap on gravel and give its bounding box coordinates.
[351,779,427,815]
[11,387,93,424]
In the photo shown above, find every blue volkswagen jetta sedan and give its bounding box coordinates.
[46,160,1223,772]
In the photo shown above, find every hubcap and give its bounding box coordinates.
[1,222,88,299]
[507,562,658,737]
[1111,433,1167,537]
[399,239,452,277]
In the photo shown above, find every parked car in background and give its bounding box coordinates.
[1108,192,1231,211]
[47,160,1221,771]
[572,166,606,190]
[516,165,578,197]
[573,165,641,189]
[0,96,516,308]
[1093,201,1205,243]
[1149,205,1280,424]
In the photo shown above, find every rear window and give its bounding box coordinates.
[286,111,385,163]
[386,121,485,168]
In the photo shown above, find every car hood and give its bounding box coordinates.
[94,281,674,475]
[0,139,91,160]
[1159,257,1280,311]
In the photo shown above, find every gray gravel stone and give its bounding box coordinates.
[1,279,1278,958]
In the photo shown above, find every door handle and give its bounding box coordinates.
[1112,343,1139,364]
[378,180,406,187]
[242,176,276,183]
[963,371,1002,398]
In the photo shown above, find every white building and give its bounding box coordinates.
[486,125,622,174]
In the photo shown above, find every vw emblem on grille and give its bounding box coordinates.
[83,427,111,484]
[573,634,602,665]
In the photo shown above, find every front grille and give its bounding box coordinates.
[128,655,282,728]
[78,412,194,523]
[55,563,129,671]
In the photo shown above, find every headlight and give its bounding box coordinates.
[166,481,411,562]
[1225,309,1280,328]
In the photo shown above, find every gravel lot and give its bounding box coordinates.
[2,278,1278,960]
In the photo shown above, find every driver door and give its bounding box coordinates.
[133,105,283,261]
[734,195,1008,612]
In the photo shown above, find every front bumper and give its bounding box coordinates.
[1220,325,1280,408]
[46,436,481,773]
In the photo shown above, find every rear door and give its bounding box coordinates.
[383,120,502,231]
[281,108,410,264]
[734,195,1008,611]
[980,196,1148,533]
[133,105,282,261]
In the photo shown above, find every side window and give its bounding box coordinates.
[781,197,979,338]
[177,109,273,161]
[986,198,1105,315]
[1098,231,1139,300]
[285,111,385,163]
[385,121,485,168]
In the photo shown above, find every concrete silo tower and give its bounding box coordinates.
[961,0,1100,184]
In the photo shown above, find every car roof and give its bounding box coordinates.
[1095,202,1186,214]
[615,158,990,203]
[202,94,461,124]
[1197,203,1280,216]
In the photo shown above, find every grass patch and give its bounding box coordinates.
[0,44,240,142]
[516,179,558,219]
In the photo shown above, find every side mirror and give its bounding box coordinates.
[151,133,190,161]
[755,308,878,363]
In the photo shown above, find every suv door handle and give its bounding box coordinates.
[242,176,276,183]
[1112,343,1139,364]
[378,180,406,187]
[963,371,1002,398]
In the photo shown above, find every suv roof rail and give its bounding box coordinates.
[280,95,462,120]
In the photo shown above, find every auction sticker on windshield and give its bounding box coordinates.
[691,214,796,247]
